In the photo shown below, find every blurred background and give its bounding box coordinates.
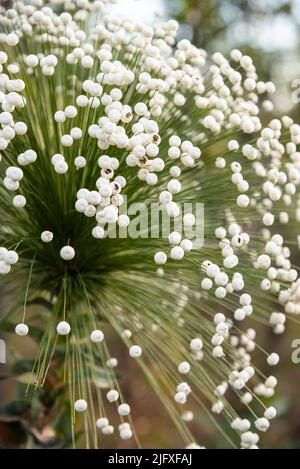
[1,0,300,449]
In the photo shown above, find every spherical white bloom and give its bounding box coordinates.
[190,338,203,351]
[267,353,280,366]
[264,406,277,420]
[129,345,142,358]
[61,135,73,147]
[74,399,87,412]
[0,0,298,450]
[178,361,190,374]
[14,122,27,135]
[74,156,86,169]
[118,403,130,416]
[154,251,167,265]
[170,246,184,261]
[183,214,195,227]
[57,321,71,336]
[15,323,29,336]
[6,167,23,181]
[106,390,119,403]
[257,254,271,269]
[168,232,181,245]
[13,195,26,208]
[255,417,270,432]
[90,330,104,343]
[65,106,77,118]
[5,250,19,265]
[92,227,105,239]
[70,127,82,140]
[96,418,109,429]
[100,424,113,435]
[120,428,133,440]
[60,246,75,261]
[39,230,54,244]
[55,161,68,174]
[175,391,187,404]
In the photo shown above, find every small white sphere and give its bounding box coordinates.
[146,173,158,185]
[102,425,114,435]
[263,213,274,226]
[214,313,226,324]
[129,345,142,358]
[134,102,147,116]
[178,361,190,374]
[74,399,87,412]
[6,33,19,46]
[169,136,181,147]
[215,227,226,239]
[201,278,212,290]
[215,157,226,168]
[120,428,133,440]
[54,111,66,123]
[267,353,280,366]
[118,215,130,227]
[6,166,23,181]
[76,95,89,107]
[5,250,18,265]
[106,389,119,403]
[55,161,68,174]
[215,272,229,287]
[90,329,104,343]
[168,231,181,245]
[51,154,64,166]
[74,156,86,169]
[41,231,53,243]
[57,321,71,335]
[257,254,271,269]
[167,179,181,194]
[182,410,194,422]
[13,195,26,208]
[14,122,27,135]
[255,417,270,432]
[70,127,82,140]
[170,166,181,177]
[60,246,75,261]
[175,391,187,404]
[183,214,195,227]
[96,417,109,429]
[81,56,94,69]
[190,338,203,351]
[264,406,277,420]
[181,239,193,252]
[234,308,246,321]
[65,105,77,118]
[118,403,130,416]
[92,226,105,239]
[25,54,39,67]
[15,323,29,336]
[154,251,167,265]
[237,194,249,208]
[170,246,184,261]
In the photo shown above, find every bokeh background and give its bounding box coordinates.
[1,0,300,449]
